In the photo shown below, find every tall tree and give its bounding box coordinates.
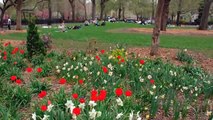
[151,0,155,22]
[47,0,51,25]
[196,0,205,25]
[91,0,96,19]
[68,0,76,21]
[100,0,109,20]
[150,0,165,56]
[176,0,182,26]
[160,0,171,31]
[0,0,13,28]
[9,0,24,30]
[79,0,87,20]
[199,0,213,30]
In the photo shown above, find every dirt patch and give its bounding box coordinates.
[0,30,27,35]
[128,47,213,74]
[0,39,26,47]
[109,28,213,36]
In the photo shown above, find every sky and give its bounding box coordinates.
[0,0,2,4]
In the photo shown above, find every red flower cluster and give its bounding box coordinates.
[115,88,132,97]
[102,66,108,73]
[10,75,22,85]
[95,56,100,61]
[11,47,19,54]
[2,51,7,61]
[4,42,11,47]
[59,78,66,84]
[38,91,47,98]
[90,89,107,102]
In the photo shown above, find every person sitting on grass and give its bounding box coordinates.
[58,20,66,32]
[72,25,82,30]
[101,21,106,26]
[84,20,90,26]
[93,19,99,26]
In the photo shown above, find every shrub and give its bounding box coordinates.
[30,80,51,94]
[176,50,193,64]
[27,18,46,58]
[31,54,45,67]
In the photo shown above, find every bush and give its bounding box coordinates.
[27,18,46,58]
[30,80,51,94]
[176,50,193,64]
[31,54,45,67]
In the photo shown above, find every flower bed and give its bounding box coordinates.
[0,42,212,120]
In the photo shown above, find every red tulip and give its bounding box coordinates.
[72,107,81,116]
[37,68,42,73]
[41,105,47,112]
[150,79,155,85]
[10,76,17,81]
[140,60,145,65]
[125,90,132,97]
[72,93,78,99]
[59,78,66,84]
[115,88,123,97]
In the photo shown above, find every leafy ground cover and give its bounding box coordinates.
[0,41,212,120]
[0,23,213,58]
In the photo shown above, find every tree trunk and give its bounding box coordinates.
[69,0,76,22]
[100,3,105,20]
[176,0,182,26]
[91,0,96,20]
[118,7,122,20]
[84,4,87,20]
[72,3,75,22]
[171,13,175,23]
[16,1,22,30]
[47,0,52,25]
[136,14,139,21]
[150,0,165,56]
[151,0,155,23]
[0,11,5,28]
[122,7,125,20]
[160,0,171,31]
[199,0,213,30]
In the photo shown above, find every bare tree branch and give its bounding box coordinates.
[22,0,45,11]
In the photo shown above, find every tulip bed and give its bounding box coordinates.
[0,42,212,120]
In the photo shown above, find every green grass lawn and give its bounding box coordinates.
[1,22,213,57]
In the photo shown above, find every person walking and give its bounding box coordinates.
[7,17,11,30]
